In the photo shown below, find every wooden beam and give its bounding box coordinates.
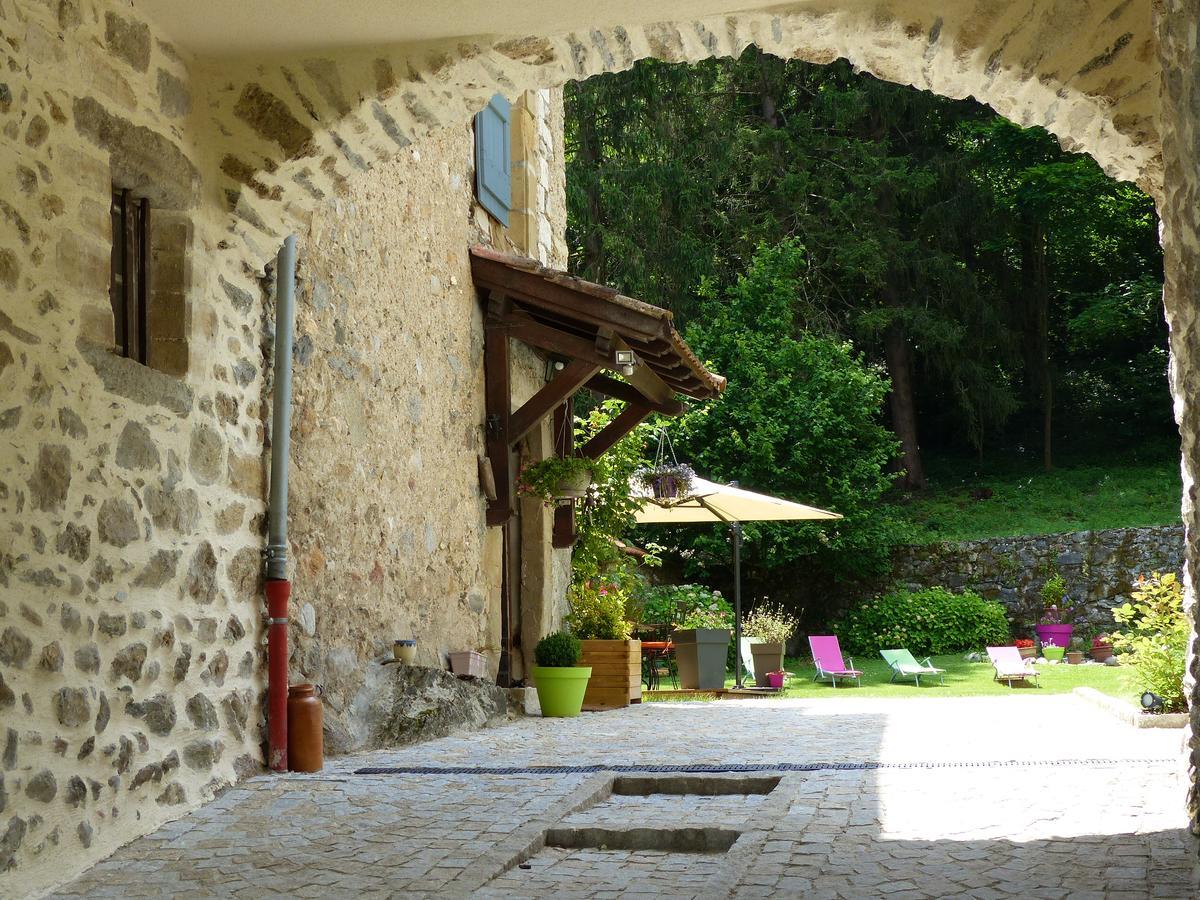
[580,402,654,459]
[552,401,576,549]
[484,319,513,526]
[472,253,667,341]
[585,374,685,416]
[509,358,600,446]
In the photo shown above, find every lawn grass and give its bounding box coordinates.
[645,653,1135,703]
[898,443,1180,543]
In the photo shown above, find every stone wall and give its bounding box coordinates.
[0,2,267,893]
[0,1,570,893]
[284,95,570,753]
[892,526,1186,633]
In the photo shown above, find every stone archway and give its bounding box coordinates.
[187,0,1194,834]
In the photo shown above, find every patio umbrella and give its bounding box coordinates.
[632,477,841,688]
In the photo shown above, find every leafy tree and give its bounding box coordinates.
[648,241,904,598]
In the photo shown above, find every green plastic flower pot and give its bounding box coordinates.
[532,666,592,717]
[1042,646,1065,662]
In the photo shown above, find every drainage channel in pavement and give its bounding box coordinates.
[477,773,786,897]
[355,757,1175,776]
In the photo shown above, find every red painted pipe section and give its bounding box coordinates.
[266,578,290,772]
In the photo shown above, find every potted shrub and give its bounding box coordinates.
[517,456,594,503]
[1034,574,1082,650]
[743,601,800,687]
[531,631,592,717]
[1090,633,1114,663]
[567,580,640,710]
[634,463,696,501]
[1014,638,1036,660]
[672,604,732,691]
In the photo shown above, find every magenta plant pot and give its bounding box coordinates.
[767,672,785,689]
[1035,624,1073,650]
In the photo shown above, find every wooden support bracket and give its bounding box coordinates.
[580,402,654,460]
[508,358,599,446]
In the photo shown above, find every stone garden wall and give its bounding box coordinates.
[892,526,1186,633]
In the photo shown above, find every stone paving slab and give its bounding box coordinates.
[50,695,1197,899]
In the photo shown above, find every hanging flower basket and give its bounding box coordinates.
[635,463,696,501]
[517,456,594,504]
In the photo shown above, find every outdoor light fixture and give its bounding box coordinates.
[544,358,567,381]
[614,349,637,377]
[1140,691,1164,712]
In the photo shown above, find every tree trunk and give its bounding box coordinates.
[577,99,604,281]
[1020,212,1052,471]
[883,315,926,490]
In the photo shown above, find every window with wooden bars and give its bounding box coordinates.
[109,187,150,365]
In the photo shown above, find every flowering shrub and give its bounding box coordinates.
[839,587,1010,657]
[743,601,800,644]
[1111,572,1188,712]
[1014,638,1034,649]
[1092,634,1112,648]
[566,579,632,641]
[638,583,733,630]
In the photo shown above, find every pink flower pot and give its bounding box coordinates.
[767,671,785,689]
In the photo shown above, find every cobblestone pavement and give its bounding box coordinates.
[52,696,1197,899]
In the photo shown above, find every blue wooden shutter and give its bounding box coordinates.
[475,93,511,226]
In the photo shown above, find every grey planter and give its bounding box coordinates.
[672,628,731,690]
[749,642,785,687]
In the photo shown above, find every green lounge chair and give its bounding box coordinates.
[880,649,945,686]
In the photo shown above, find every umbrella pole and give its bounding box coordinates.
[732,522,743,689]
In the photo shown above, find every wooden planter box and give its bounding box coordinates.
[579,639,641,710]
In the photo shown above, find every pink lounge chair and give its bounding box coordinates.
[808,635,863,687]
[987,646,1040,688]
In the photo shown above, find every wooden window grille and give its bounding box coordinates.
[109,187,150,364]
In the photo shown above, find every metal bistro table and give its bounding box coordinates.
[640,640,677,690]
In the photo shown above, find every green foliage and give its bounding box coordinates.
[517,456,594,504]
[742,602,800,644]
[1040,574,1066,608]
[839,587,1010,657]
[570,400,657,589]
[566,48,1166,480]
[637,583,732,630]
[565,580,632,641]
[655,240,906,585]
[1111,572,1189,712]
[898,445,1181,542]
[533,631,582,668]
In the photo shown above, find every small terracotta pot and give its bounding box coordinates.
[1066,651,1084,665]
[287,683,323,773]
[1017,646,1037,660]
[1091,644,1113,663]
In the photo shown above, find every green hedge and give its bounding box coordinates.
[838,587,1010,657]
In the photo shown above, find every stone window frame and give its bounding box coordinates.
[109,186,151,364]
[104,181,192,378]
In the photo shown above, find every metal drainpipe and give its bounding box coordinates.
[265,234,297,772]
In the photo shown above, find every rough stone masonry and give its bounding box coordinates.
[2,0,1199,896]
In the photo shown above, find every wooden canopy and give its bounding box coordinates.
[471,246,724,531]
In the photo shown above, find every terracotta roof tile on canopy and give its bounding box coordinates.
[470,246,725,401]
